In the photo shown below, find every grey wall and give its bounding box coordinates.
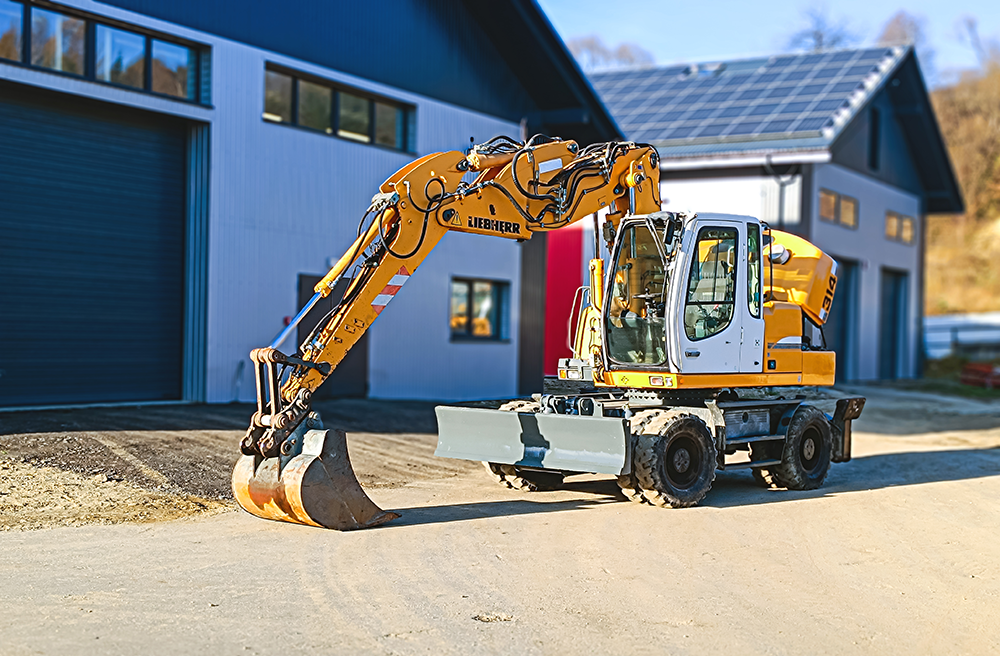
[811,162,921,379]
[830,88,924,198]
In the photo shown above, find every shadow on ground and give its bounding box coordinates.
[0,398,444,436]
[381,446,1000,527]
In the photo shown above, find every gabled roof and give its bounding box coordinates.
[590,46,962,212]
[97,0,622,144]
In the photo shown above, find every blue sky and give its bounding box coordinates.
[537,0,999,85]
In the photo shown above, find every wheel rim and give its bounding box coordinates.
[665,435,702,488]
[799,426,821,472]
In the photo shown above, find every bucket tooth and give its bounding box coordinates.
[232,426,399,530]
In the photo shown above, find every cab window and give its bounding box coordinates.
[605,223,667,365]
[747,223,761,318]
[684,227,737,341]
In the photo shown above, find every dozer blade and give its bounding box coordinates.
[232,421,399,530]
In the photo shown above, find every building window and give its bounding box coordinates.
[0,2,205,103]
[868,106,881,171]
[885,211,915,245]
[263,64,413,152]
[31,7,86,75]
[450,278,508,340]
[819,189,837,222]
[151,39,197,100]
[0,0,23,62]
[263,70,292,122]
[298,79,332,133]
[96,25,145,89]
[818,188,859,229]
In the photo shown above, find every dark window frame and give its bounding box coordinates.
[0,0,206,104]
[885,210,915,245]
[263,62,415,154]
[818,188,860,230]
[449,277,510,342]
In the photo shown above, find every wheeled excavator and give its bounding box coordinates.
[232,135,864,530]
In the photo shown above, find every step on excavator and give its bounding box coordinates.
[232,135,864,530]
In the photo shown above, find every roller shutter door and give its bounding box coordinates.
[0,83,187,406]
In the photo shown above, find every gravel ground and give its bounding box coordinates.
[0,387,999,654]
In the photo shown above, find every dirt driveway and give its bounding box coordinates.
[1,388,999,654]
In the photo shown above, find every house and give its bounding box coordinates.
[0,0,621,407]
[551,46,962,382]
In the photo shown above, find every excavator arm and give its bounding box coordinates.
[233,136,660,529]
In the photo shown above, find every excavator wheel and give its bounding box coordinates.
[615,410,665,504]
[769,405,832,491]
[232,412,399,530]
[482,400,565,492]
[633,412,717,508]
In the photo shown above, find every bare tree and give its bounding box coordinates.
[786,7,857,52]
[877,11,936,82]
[567,34,653,71]
[957,16,1000,71]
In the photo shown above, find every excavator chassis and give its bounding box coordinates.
[436,392,865,503]
[232,412,399,530]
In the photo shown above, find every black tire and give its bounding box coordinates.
[616,410,662,504]
[634,413,717,508]
[483,400,565,492]
[770,405,832,491]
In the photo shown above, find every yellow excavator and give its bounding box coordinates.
[232,135,864,530]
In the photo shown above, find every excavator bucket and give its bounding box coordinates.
[232,414,399,530]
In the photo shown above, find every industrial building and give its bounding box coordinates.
[0,0,621,407]
[564,46,962,381]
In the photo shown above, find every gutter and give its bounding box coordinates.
[659,150,831,171]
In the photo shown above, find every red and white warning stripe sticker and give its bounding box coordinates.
[371,266,411,316]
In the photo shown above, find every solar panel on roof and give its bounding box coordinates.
[728,120,761,135]
[589,46,903,147]
[795,116,830,131]
[763,119,794,132]
[814,98,846,111]
[747,103,779,116]
[828,51,857,62]
[798,83,828,95]
[764,87,793,99]
[696,124,728,137]
[846,65,877,76]
[831,81,862,93]
[781,101,812,114]
[718,106,747,118]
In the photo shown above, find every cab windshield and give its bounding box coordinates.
[605,222,669,365]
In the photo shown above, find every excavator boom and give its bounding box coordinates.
[233,136,661,530]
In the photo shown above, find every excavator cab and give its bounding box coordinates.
[599,212,767,376]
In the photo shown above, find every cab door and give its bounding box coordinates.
[676,222,743,374]
[740,222,765,372]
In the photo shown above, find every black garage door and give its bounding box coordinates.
[0,82,188,406]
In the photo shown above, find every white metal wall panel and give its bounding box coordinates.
[204,42,522,403]
[811,163,921,380]
[660,176,802,227]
